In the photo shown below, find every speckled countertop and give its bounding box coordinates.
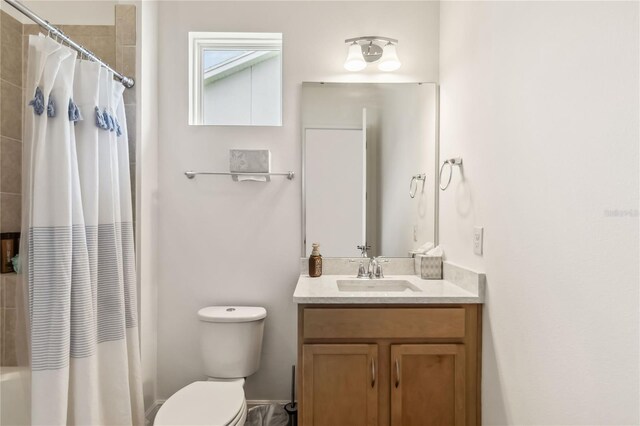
[293,259,485,304]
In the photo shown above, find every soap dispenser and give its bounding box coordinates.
[309,243,322,277]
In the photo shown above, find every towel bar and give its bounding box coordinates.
[184,171,295,180]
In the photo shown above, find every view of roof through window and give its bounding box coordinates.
[203,50,254,70]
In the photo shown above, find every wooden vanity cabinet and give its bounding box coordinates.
[390,344,466,426]
[297,305,481,426]
[302,344,379,426]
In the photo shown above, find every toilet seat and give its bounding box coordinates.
[154,381,246,426]
[228,399,247,426]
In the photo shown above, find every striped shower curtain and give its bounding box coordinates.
[21,34,143,425]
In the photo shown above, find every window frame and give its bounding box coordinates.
[188,32,283,126]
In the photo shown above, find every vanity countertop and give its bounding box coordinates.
[293,260,485,304]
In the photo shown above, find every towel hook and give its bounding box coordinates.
[409,173,426,198]
[439,158,463,191]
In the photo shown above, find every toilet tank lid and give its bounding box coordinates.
[198,306,267,323]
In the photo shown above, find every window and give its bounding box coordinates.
[189,32,283,126]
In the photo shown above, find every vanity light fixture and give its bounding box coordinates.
[343,36,401,72]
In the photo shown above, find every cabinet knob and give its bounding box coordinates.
[394,359,400,388]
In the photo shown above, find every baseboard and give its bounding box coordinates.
[247,399,290,408]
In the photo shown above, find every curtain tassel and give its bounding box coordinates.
[114,117,122,137]
[28,87,45,115]
[47,97,56,118]
[68,99,82,123]
[95,106,109,130]
[107,111,116,132]
[102,109,115,132]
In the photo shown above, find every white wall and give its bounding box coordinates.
[156,1,439,400]
[138,0,159,412]
[439,2,639,424]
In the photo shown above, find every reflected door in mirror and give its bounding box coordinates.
[305,128,365,257]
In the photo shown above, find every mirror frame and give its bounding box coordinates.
[188,32,283,126]
[300,82,440,257]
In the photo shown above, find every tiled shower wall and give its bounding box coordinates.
[0,9,24,367]
[0,5,137,366]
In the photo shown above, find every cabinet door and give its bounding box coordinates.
[390,344,465,426]
[302,344,378,426]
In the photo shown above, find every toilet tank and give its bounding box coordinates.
[197,306,267,379]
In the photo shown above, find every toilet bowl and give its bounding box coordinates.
[154,306,266,426]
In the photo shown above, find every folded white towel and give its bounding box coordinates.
[408,242,433,257]
[419,242,434,253]
[409,242,434,255]
[236,175,268,182]
[426,246,443,257]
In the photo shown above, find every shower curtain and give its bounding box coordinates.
[21,34,144,425]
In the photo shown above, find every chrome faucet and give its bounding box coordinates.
[357,258,380,279]
[355,246,385,279]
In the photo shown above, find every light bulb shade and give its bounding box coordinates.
[344,43,367,71]
[378,43,401,71]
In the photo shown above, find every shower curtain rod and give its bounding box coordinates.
[2,0,135,88]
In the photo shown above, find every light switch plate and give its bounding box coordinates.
[473,226,483,255]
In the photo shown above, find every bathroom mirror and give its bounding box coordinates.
[302,82,438,258]
[189,32,282,126]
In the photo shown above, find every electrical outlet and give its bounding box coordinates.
[473,226,483,255]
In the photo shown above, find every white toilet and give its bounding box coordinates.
[154,306,267,426]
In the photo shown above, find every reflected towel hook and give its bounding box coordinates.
[409,173,426,198]
[439,158,463,191]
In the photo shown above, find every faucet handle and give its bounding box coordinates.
[357,245,372,257]
[375,263,384,279]
[357,261,368,278]
[370,257,385,278]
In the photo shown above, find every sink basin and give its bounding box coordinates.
[337,279,421,292]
